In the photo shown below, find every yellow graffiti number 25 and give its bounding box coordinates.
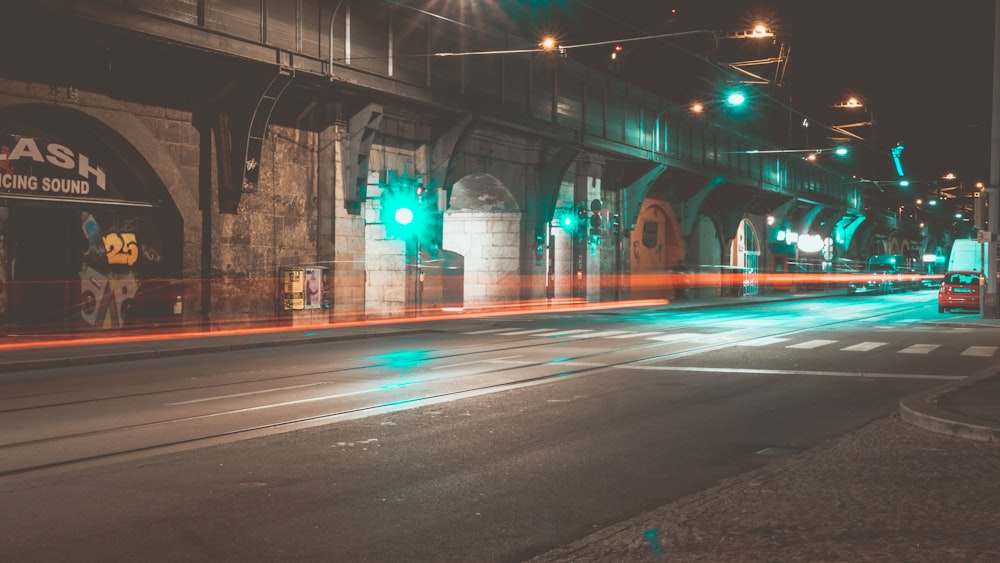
[103,232,139,266]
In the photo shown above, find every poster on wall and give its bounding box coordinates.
[281,268,304,310]
[304,267,322,310]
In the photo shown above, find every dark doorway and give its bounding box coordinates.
[9,206,80,332]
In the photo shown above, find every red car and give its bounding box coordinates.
[938,270,981,313]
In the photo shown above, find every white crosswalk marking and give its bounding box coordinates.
[736,336,790,347]
[464,328,993,360]
[962,346,998,357]
[841,342,888,352]
[787,339,837,350]
[898,344,940,355]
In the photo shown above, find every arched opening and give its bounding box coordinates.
[690,215,723,298]
[442,173,521,309]
[0,104,183,332]
[730,218,760,296]
[629,195,683,299]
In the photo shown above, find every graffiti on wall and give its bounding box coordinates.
[79,211,165,329]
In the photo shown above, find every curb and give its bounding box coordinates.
[898,367,1000,443]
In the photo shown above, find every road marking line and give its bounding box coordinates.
[496,328,555,335]
[623,365,962,380]
[566,330,631,338]
[898,344,940,354]
[533,329,594,337]
[610,331,664,339]
[962,346,998,357]
[841,342,888,352]
[735,336,790,347]
[168,381,404,406]
[647,332,704,343]
[461,328,508,334]
[786,339,837,350]
[432,355,523,369]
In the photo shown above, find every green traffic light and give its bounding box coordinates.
[380,171,434,242]
[555,207,580,232]
[726,92,746,106]
[834,147,848,156]
[395,207,414,226]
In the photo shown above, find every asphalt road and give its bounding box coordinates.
[0,291,991,561]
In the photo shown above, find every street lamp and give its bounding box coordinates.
[653,94,746,153]
[830,96,875,143]
[652,92,754,154]
[853,178,911,190]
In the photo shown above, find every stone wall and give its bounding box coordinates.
[443,211,523,309]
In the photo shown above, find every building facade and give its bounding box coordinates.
[0,1,942,334]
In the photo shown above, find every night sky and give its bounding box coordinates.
[468,0,997,187]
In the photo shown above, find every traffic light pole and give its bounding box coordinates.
[415,236,423,316]
[546,223,556,301]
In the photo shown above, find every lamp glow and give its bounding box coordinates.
[797,234,824,253]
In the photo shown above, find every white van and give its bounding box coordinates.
[947,239,984,272]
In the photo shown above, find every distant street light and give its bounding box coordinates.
[652,96,738,153]
[735,147,849,156]
[726,92,746,106]
[435,26,773,58]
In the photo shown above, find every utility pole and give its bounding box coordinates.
[985,0,1000,318]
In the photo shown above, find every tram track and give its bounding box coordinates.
[0,296,933,477]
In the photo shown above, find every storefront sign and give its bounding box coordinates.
[0,134,107,198]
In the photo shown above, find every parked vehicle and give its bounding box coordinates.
[938,270,981,313]
[947,239,984,273]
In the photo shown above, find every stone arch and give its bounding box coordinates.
[0,100,195,231]
[0,103,186,331]
[889,238,902,255]
[867,237,888,258]
[442,173,521,309]
[730,218,761,295]
[690,214,724,298]
[448,173,520,212]
[629,194,683,299]
[898,240,911,263]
